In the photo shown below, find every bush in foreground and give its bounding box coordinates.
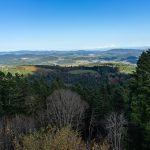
[14,126,110,150]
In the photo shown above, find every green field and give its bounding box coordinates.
[0,66,33,75]
[86,62,136,74]
[110,63,136,74]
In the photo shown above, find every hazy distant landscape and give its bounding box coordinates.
[0,48,144,66]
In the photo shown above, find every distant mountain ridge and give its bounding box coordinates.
[0,48,146,65]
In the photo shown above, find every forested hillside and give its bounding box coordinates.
[0,50,149,150]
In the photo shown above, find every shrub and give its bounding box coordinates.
[14,127,85,150]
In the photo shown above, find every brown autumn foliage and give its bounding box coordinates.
[14,126,110,150]
[14,127,84,150]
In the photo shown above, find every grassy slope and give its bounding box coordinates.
[86,62,136,74]
[0,67,33,75]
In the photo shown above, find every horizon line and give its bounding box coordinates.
[0,45,150,52]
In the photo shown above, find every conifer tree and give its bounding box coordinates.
[130,49,150,149]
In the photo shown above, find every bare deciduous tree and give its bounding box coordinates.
[105,112,127,150]
[46,89,88,129]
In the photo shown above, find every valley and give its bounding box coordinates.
[0,48,143,66]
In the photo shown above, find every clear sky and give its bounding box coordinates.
[0,0,150,51]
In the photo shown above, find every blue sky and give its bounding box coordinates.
[0,0,150,51]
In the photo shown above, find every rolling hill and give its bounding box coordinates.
[0,48,145,66]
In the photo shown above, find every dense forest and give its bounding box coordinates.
[0,50,150,150]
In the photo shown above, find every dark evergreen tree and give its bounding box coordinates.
[111,86,126,113]
[50,77,65,92]
[129,50,150,149]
